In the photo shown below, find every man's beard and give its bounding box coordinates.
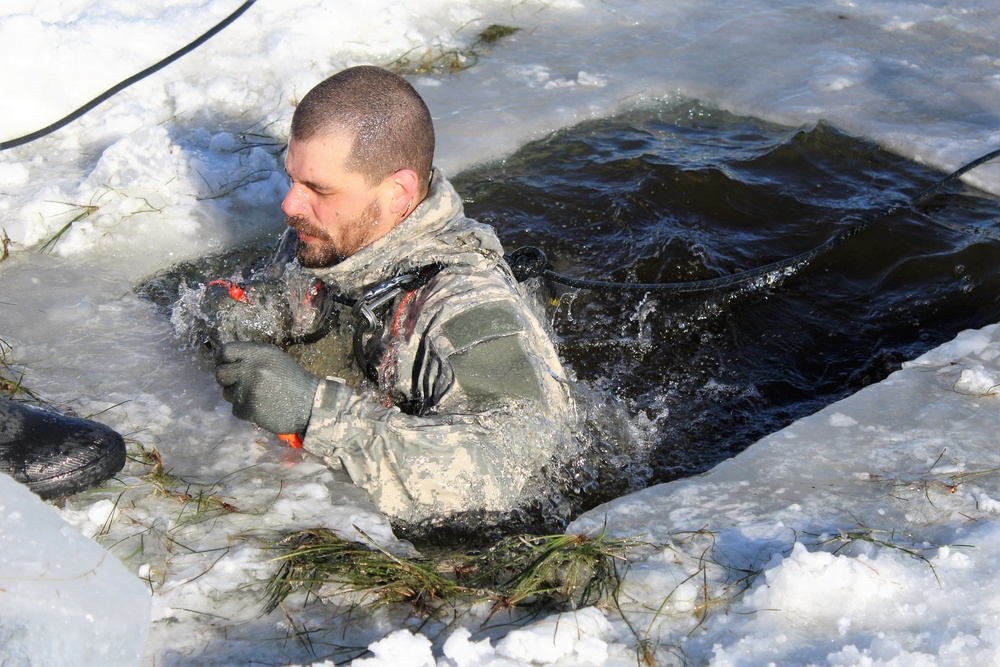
[287,199,382,268]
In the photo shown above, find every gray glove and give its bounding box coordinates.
[215,342,320,435]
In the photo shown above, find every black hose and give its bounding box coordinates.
[0,0,258,152]
[518,146,1000,295]
[911,147,1000,205]
[4,0,996,297]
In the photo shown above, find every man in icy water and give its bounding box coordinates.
[212,66,573,525]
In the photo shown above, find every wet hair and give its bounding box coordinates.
[291,66,435,194]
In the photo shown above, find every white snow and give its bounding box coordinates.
[0,474,149,666]
[569,324,1000,666]
[1,1,999,666]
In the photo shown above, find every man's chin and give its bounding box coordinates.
[296,242,345,269]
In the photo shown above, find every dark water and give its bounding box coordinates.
[146,101,1000,524]
[452,101,1000,492]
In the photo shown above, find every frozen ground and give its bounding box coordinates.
[1,1,999,665]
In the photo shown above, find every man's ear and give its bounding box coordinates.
[387,168,421,217]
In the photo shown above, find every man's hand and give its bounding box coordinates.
[215,342,319,435]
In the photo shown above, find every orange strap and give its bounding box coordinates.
[207,279,249,303]
[277,433,303,448]
[391,291,416,336]
[208,279,300,447]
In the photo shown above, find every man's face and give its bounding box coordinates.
[281,134,393,268]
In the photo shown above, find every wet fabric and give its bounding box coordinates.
[297,170,575,523]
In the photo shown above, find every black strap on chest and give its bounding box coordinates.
[349,263,444,380]
[287,263,444,380]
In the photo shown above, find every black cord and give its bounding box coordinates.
[0,0,258,152]
[5,0,996,296]
[516,146,1000,295]
[911,147,1000,205]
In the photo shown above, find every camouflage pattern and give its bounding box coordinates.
[298,170,575,523]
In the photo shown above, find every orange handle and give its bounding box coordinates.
[208,279,249,303]
[208,279,299,450]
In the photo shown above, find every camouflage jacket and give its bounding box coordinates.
[298,170,574,524]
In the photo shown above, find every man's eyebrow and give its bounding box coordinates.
[282,163,332,193]
[300,178,333,193]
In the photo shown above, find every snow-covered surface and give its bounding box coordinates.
[0,473,149,666]
[569,325,1000,666]
[1,1,999,665]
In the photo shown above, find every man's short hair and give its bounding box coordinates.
[291,66,435,194]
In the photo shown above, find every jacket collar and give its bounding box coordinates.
[306,169,504,295]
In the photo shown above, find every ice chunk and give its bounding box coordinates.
[496,607,612,664]
[0,473,149,666]
[350,629,435,666]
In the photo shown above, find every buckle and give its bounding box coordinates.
[352,273,420,333]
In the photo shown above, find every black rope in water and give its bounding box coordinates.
[911,147,1000,205]
[0,0,258,152]
[4,0,996,298]
[509,146,1000,295]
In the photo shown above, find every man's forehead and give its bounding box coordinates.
[288,130,354,152]
[284,133,354,170]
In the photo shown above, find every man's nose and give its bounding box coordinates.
[281,184,309,218]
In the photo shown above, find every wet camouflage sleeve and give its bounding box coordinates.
[300,271,574,523]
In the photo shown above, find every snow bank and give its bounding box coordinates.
[0,474,149,667]
[566,323,1000,665]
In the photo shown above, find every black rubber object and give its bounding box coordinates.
[0,397,126,499]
